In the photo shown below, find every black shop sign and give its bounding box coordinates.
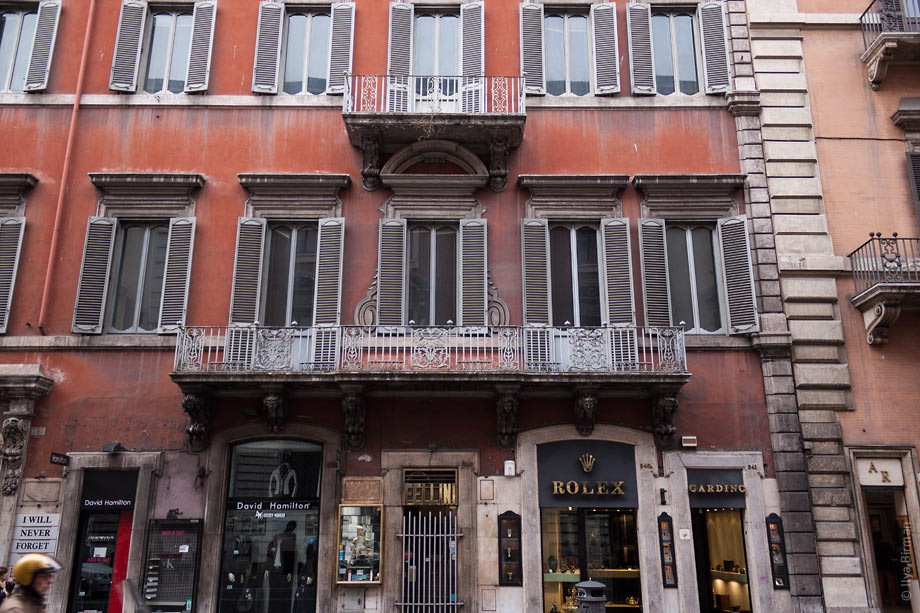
[537,440,638,508]
[82,470,138,510]
[687,469,746,509]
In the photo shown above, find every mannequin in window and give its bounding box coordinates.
[293,536,318,613]
[265,521,297,612]
[221,533,257,611]
[269,453,299,498]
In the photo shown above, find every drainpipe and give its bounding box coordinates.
[37,0,96,334]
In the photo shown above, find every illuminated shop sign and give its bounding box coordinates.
[81,470,138,510]
[537,440,638,508]
[687,469,746,509]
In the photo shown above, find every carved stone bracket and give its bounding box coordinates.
[864,299,902,345]
[263,389,287,433]
[726,91,761,117]
[575,388,598,437]
[866,40,899,91]
[653,393,679,449]
[1,417,27,496]
[496,388,519,450]
[489,131,510,192]
[360,135,381,190]
[182,392,210,452]
[342,388,366,451]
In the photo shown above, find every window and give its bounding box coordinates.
[549,225,601,326]
[108,222,169,332]
[0,2,59,92]
[665,224,722,333]
[262,223,318,326]
[413,11,459,97]
[627,2,730,96]
[407,224,457,326]
[110,0,216,93]
[252,1,354,95]
[520,3,619,96]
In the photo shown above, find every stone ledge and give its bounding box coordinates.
[89,172,205,218]
[0,173,37,216]
[0,334,177,351]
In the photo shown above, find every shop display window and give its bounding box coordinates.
[142,519,202,612]
[336,505,382,583]
[540,508,641,611]
[692,509,751,613]
[498,511,522,586]
[218,440,323,613]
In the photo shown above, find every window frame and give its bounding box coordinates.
[105,220,171,334]
[664,221,725,335]
[280,8,332,96]
[0,6,37,93]
[139,8,194,95]
[406,222,458,326]
[650,9,703,96]
[412,10,460,78]
[548,222,603,327]
[259,221,320,327]
[542,10,591,97]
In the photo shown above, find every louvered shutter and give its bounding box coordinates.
[698,2,731,94]
[601,218,634,325]
[0,218,25,334]
[326,3,355,94]
[458,219,487,327]
[72,217,117,334]
[184,1,217,93]
[376,219,407,326]
[460,2,484,113]
[229,217,266,324]
[313,217,345,325]
[521,218,551,325]
[157,217,196,333]
[387,2,413,112]
[252,1,284,94]
[591,3,620,95]
[23,0,61,92]
[718,215,759,334]
[638,219,671,327]
[626,3,655,95]
[109,0,148,92]
[908,152,920,222]
[519,3,545,95]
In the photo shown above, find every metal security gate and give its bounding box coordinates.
[396,511,463,611]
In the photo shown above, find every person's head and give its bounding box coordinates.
[12,555,61,596]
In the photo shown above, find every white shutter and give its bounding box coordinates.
[326,2,356,94]
[184,0,217,93]
[459,219,487,327]
[313,217,345,325]
[0,218,25,334]
[626,3,655,95]
[72,217,117,334]
[718,215,759,334]
[698,2,732,94]
[519,3,545,95]
[229,217,266,325]
[387,2,413,112]
[109,0,148,92]
[157,217,196,333]
[601,218,634,325]
[23,0,61,92]
[638,218,671,327]
[252,1,284,94]
[591,3,620,95]
[376,218,407,326]
[460,1,484,113]
[521,218,551,325]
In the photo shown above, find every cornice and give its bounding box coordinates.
[892,97,920,132]
[517,174,630,219]
[0,173,37,215]
[89,172,205,217]
[633,174,746,220]
[238,173,351,219]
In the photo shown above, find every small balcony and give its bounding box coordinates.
[849,233,920,344]
[342,75,526,191]
[860,0,920,89]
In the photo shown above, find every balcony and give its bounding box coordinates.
[342,75,526,191]
[860,0,920,89]
[849,233,920,344]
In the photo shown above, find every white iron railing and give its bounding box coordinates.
[174,325,687,374]
[344,74,526,115]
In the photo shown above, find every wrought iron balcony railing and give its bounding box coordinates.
[174,325,686,375]
[850,233,920,294]
[343,74,526,115]
[861,0,920,50]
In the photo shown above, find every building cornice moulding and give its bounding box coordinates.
[633,174,746,220]
[892,98,920,133]
[518,174,629,219]
[89,172,205,217]
[0,173,37,216]
[239,173,351,219]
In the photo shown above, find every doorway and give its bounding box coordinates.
[866,490,917,612]
[692,509,752,613]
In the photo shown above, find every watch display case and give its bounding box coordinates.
[337,505,382,584]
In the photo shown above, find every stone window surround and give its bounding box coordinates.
[196,422,341,612]
[238,173,351,219]
[517,174,629,219]
[0,173,36,217]
[89,172,205,218]
[632,173,746,220]
[663,451,787,613]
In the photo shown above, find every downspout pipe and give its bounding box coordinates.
[37,0,96,334]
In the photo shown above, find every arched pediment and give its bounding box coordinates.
[380,140,489,178]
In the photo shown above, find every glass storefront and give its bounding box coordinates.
[692,509,752,612]
[218,440,323,613]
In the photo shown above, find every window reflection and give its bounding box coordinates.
[652,12,700,95]
[143,12,193,94]
[544,13,590,96]
[408,225,456,326]
[550,225,600,327]
[109,223,169,333]
[283,12,330,95]
[666,224,723,333]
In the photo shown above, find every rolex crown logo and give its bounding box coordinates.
[579,453,596,473]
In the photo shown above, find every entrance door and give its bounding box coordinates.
[692,509,752,613]
[67,511,133,613]
[866,490,917,612]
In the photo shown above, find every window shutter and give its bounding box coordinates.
[252,1,284,94]
[718,215,759,334]
[23,0,61,92]
[184,0,217,93]
[460,2,484,113]
[326,3,355,94]
[72,217,117,334]
[698,2,731,94]
[157,217,196,333]
[376,218,407,326]
[601,218,634,325]
[229,217,266,325]
[591,3,620,95]
[109,0,148,92]
[906,152,920,222]
[626,3,655,95]
[638,218,671,327]
[521,218,551,325]
[519,3,545,95]
[387,2,413,112]
[313,217,345,325]
[459,219,487,327]
[0,218,25,334]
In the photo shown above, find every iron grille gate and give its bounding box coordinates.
[396,511,463,611]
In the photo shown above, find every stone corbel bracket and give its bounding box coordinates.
[0,173,37,217]
[653,391,680,450]
[633,174,746,220]
[239,173,351,219]
[518,174,630,220]
[89,172,205,217]
[851,283,920,345]
[263,387,287,433]
[1,417,27,496]
[860,32,920,91]
[182,390,210,452]
[0,364,54,497]
[726,91,761,117]
[574,387,598,437]
[495,386,519,450]
[342,386,366,451]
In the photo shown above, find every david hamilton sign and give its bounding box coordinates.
[8,514,60,564]
[537,440,638,508]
